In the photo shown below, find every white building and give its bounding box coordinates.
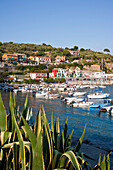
[36,56,51,64]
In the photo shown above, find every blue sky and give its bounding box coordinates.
[0,0,113,54]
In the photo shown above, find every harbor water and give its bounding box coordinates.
[1,85,113,150]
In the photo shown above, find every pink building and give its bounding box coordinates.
[69,50,79,56]
[30,72,48,80]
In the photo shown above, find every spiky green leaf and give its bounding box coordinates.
[61,117,68,152]
[9,92,15,132]
[21,116,37,151]
[60,151,82,170]
[52,150,62,169]
[74,126,86,152]
[33,129,44,170]
[51,113,55,143]
[100,155,106,170]
[12,109,26,170]
[34,107,41,139]
[106,154,110,170]
[0,93,7,131]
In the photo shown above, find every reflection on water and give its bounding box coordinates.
[1,85,113,150]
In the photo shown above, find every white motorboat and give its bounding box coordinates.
[87,88,109,99]
[45,93,59,99]
[68,92,73,96]
[35,91,48,98]
[72,101,94,108]
[65,97,84,105]
[89,85,98,89]
[87,92,109,99]
[13,89,19,93]
[73,91,86,96]
[99,85,106,89]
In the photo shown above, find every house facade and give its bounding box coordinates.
[30,72,48,80]
[68,50,79,56]
[55,55,66,62]
[90,64,101,71]
[52,68,66,78]
[36,56,51,63]
[2,53,27,63]
[28,56,36,61]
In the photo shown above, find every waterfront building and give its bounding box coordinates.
[90,64,101,71]
[52,68,66,77]
[30,72,49,81]
[81,70,107,80]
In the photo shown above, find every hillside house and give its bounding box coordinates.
[105,63,113,72]
[36,56,51,64]
[28,56,36,61]
[90,64,100,71]
[2,53,27,63]
[55,55,66,62]
[68,50,79,56]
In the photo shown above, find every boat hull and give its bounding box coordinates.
[87,93,109,99]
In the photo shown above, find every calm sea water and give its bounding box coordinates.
[1,85,113,150]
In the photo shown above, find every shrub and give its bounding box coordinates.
[0,93,110,170]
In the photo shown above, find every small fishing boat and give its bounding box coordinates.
[87,88,110,99]
[89,103,110,108]
[63,97,84,105]
[35,91,48,98]
[45,93,59,99]
[99,85,106,89]
[104,99,113,104]
[73,91,87,96]
[72,101,94,108]
[100,106,113,113]
[13,88,19,94]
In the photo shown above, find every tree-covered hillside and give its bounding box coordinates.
[0,41,113,64]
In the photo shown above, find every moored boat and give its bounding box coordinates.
[35,91,48,98]
[73,91,87,96]
[72,101,94,108]
[89,103,110,108]
[87,88,110,99]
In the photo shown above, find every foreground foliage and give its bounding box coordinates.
[0,93,110,169]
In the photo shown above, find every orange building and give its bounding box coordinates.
[2,53,27,63]
[55,55,66,62]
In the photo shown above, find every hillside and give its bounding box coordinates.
[0,42,113,73]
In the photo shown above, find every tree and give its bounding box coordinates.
[63,50,71,57]
[35,51,45,56]
[42,43,47,46]
[38,64,47,70]
[65,47,69,50]
[58,48,64,52]
[80,48,85,51]
[73,46,78,51]
[104,48,110,53]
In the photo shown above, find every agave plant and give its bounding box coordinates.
[0,93,32,170]
[0,92,110,170]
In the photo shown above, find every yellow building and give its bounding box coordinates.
[28,56,36,61]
